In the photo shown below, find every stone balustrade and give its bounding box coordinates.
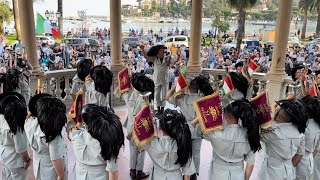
[28,68,296,109]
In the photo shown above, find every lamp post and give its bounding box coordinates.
[45,10,61,31]
[77,10,87,38]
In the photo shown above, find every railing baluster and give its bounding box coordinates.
[64,76,72,100]
[55,77,62,99]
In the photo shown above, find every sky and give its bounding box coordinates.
[33,0,137,17]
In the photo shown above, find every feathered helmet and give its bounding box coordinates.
[81,104,124,161]
[77,58,93,81]
[275,99,308,133]
[190,75,214,96]
[147,45,167,57]
[90,65,113,96]
[131,73,155,102]
[0,92,25,114]
[229,72,249,97]
[0,68,22,93]
[28,93,51,118]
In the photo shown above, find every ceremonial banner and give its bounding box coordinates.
[68,90,84,126]
[309,83,318,96]
[174,73,188,99]
[118,68,130,94]
[221,74,234,97]
[193,92,223,134]
[133,104,155,147]
[250,91,272,129]
[247,59,259,77]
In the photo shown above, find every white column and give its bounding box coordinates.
[110,0,124,72]
[186,0,203,79]
[265,0,293,103]
[18,0,40,72]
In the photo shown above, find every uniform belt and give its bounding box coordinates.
[212,155,244,167]
[76,161,107,172]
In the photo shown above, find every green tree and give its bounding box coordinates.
[227,0,258,50]
[151,0,159,13]
[0,1,12,35]
[212,16,230,34]
[299,0,314,39]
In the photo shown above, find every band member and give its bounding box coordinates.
[139,109,195,179]
[194,99,261,180]
[166,75,213,179]
[24,96,68,180]
[297,95,320,180]
[114,73,154,179]
[140,44,180,115]
[68,104,124,180]
[0,93,30,180]
[259,99,307,180]
[0,68,22,93]
[291,63,311,99]
[71,58,93,101]
[87,65,113,106]
[222,72,250,107]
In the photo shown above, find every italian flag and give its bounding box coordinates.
[247,59,259,77]
[176,73,187,93]
[309,83,318,96]
[221,74,234,96]
[36,13,61,39]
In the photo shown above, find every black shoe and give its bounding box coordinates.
[130,169,136,179]
[136,170,150,179]
[190,173,197,180]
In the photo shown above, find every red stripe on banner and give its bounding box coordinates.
[225,75,234,90]
[177,73,187,88]
[249,59,258,70]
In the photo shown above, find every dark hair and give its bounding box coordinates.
[1,95,27,135]
[224,99,261,152]
[131,73,155,102]
[28,94,51,117]
[90,65,113,96]
[301,95,320,127]
[0,92,25,114]
[0,68,21,93]
[77,58,92,81]
[82,104,124,161]
[160,109,192,166]
[229,72,249,97]
[36,97,66,143]
[189,75,214,96]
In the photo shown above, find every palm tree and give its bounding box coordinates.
[12,0,21,40]
[227,0,257,51]
[58,0,63,36]
[299,0,313,39]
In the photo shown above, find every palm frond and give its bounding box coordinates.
[227,0,258,11]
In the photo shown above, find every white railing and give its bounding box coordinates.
[36,69,77,105]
